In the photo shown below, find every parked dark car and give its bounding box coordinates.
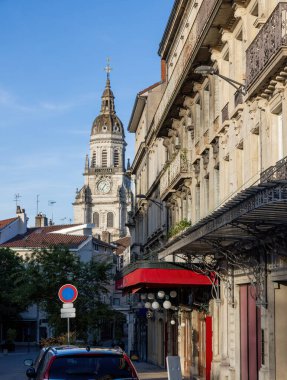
[24,345,139,380]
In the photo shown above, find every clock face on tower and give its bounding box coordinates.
[97,179,111,194]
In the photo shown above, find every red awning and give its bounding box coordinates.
[116,268,212,291]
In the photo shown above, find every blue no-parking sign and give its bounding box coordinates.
[58,284,78,303]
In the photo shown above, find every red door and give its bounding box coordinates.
[205,316,212,380]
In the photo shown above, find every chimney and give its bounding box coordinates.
[161,59,166,82]
[35,213,48,227]
[101,231,111,244]
[16,206,28,235]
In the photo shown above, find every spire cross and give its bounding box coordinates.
[104,57,112,79]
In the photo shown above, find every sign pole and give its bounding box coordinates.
[58,284,78,344]
[67,317,70,345]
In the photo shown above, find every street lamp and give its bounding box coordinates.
[194,65,246,95]
[136,194,163,210]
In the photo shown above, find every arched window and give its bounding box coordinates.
[114,149,119,167]
[93,212,99,227]
[91,151,96,167]
[102,150,107,167]
[107,212,114,228]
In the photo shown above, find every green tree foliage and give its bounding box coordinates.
[24,245,121,340]
[24,245,81,335]
[0,248,28,322]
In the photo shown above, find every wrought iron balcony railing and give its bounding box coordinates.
[246,2,287,88]
[260,156,287,183]
[160,150,191,197]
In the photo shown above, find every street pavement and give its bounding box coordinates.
[133,361,168,380]
[0,347,168,380]
[0,346,38,380]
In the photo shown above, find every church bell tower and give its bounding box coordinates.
[73,61,131,241]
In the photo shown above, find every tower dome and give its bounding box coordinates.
[91,66,124,137]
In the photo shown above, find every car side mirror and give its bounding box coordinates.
[24,359,33,366]
[26,367,36,378]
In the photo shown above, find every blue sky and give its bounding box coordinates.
[0,0,174,225]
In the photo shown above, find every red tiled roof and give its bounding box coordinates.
[1,228,88,249]
[0,217,18,230]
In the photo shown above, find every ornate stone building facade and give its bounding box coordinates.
[73,68,132,241]
[117,1,287,379]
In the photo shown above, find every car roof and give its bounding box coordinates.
[46,346,124,357]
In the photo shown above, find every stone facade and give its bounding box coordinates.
[73,71,132,241]
[119,1,287,379]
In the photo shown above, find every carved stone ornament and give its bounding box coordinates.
[250,122,260,135]
[235,138,244,150]
[202,149,210,170]
[183,96,193,109]
[211,137,219,160]
[193,159,200,177]
[172,118,181,130]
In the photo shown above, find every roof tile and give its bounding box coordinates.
[0,217,18,230]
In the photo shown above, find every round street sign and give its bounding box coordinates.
[58,284,78,303]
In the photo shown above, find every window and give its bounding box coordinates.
[271,102,283,160]
[203,85,210,131]
[91,151,96,167]
[102,150,107,167]
[195,184,200,221]
[107,212,114,228]
[276,111,283,160]
[214,167,220,207]
[93,212,99,227]
[114,149,119,167]
[195,99,201,141]
[204,177,209,215]
[113,298,120,306]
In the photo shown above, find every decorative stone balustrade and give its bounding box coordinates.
[246,2,287,88]
[93,168,114,174]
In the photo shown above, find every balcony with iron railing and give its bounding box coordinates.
[246,2,287,93]
[160,149,192,198]
[260,156,287,184]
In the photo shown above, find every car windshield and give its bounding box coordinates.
[49,354,137,380]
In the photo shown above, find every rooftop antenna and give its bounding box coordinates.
[48,200,56,224]
[36,194,40,215]
[14,193,21,208]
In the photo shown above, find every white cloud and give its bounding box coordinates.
[0,86,98,114]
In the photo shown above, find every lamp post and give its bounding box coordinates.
[136,194,168,242]
[136,194,163,210]
[194,65,246,95]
